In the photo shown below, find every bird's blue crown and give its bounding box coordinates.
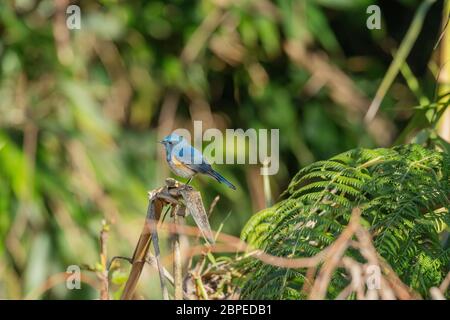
[161,133,183,144]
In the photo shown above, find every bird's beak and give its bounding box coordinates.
[158,140,164,144]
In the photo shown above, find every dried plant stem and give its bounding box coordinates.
[195,276,209,300]
[152,216,169,300]
[121,191,165,300]
[437,0,450,141]
[121,179,213,299]
[173,211,183,300]
[308,208,361,299]
[439,271,450,292]
[99,221,109,300]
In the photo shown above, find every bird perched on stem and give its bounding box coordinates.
[159,133,236,190]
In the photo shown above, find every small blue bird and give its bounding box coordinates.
[159,133,236,190]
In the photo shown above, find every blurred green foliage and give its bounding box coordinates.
[0,0,445,299]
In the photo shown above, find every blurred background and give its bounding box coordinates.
[0,0,446,299]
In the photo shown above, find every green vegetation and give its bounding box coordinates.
[0,0,448,299]
[240,144,450,299]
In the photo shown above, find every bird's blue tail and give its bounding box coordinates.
[208,170,236,190]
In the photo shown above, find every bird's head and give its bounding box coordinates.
[159,133,184,148]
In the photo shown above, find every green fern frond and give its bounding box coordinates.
[238,144,450,299]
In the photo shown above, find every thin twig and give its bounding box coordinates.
[439,271,450,293]
[308,208,362,299]
[173,208,183,300]
[195,275,209,300]
[99,220,109,300]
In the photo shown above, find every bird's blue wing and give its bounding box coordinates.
[172,140,236,189]
[172,141,211,173]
